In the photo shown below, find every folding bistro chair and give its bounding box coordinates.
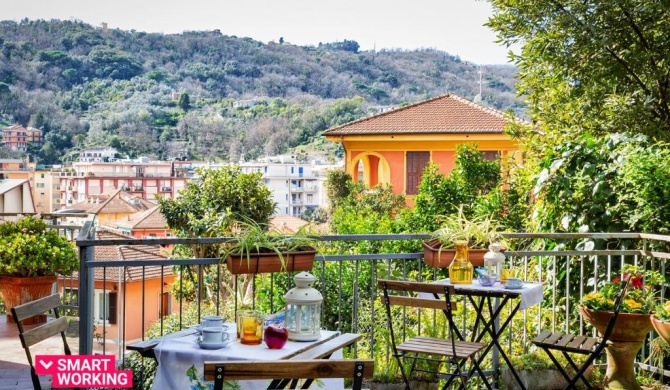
[378,279,489,390]
[532,274,631,390]
[11,293,73,390]
[203,359,374,390]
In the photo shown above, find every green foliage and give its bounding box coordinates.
[0,216,78,277]
[532,133,670,238]
[413,144,502,233]
[430,206,505,249]
[0,19,520,162]
[325,169,352,211]
[158,165,275,241]
[488,0,670,142]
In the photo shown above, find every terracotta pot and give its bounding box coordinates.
[651,315,670,345]
[580,305,652,390]
[422,240,487,268]
[226,246,316,275]
[579,305,652,342]
[0,275,57,324]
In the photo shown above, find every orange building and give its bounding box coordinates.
[67,189,156,226]
[59,228,177,346]
[323,94,522,204]
[1,125,43,151]
[104,206,172,239]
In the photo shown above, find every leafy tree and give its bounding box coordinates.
[157,165,276,302]
[177,92,190,111]
[488,0,670,144]
[158,165,276,242]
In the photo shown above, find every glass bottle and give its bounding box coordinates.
[449,240,473,284]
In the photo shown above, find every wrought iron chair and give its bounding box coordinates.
[378,279,490,390]
[532,274,631,390]
[11,293,73,390]
[203,359,374,390]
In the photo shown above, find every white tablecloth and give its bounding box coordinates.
[152,325,343,390]
[424,278,544,310]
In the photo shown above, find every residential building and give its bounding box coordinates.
[59,159,201,207]
[1,125,43,151]
[79,147,119,162]
[67,189,156,226]
[31,168,60,214]
[103,206,172,239]
[58,228,177,345]
[323,93,523,205]
[235,156,337,218]
[0,158,32,180]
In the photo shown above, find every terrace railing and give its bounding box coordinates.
[70,224,670,381]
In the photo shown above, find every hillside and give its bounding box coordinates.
[0,19,522,163]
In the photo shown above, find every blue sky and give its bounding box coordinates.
[0,0,515,65]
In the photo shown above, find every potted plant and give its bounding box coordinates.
[0,215,79,324]
[579,265,664,390]
[223,220,317,275]
[423,207,505,268]
[651,300,670,344]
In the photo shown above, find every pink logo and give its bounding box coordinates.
[35,355,132,388]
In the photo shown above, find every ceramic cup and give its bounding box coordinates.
[202,327,230,343]
[506,277,523,287]
[201,315,224,328]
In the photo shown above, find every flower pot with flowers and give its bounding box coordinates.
[580,264,665,390]
[0,216,79,324]
[652,301,670,345]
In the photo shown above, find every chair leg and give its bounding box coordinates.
[395,354,411,390]
[30,367,41,390]
[560,351,594,390]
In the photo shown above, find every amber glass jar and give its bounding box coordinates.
[448,240,473,284]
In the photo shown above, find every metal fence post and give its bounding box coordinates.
[77,219,95,355]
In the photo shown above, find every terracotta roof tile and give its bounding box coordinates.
[70,189,154,215]
[74,228,171,282]
[323,94,510,136]
[106,206,168,231]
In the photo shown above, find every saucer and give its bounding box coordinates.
[504,283,524,290]
[190,324,229,335]
[196,336,232,350]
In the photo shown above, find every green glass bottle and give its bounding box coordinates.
[448,240,473,284]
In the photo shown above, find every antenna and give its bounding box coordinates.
[474,66,483,103]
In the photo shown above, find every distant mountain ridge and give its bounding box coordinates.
[0,19,522,163]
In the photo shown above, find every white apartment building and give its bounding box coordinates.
[236,155,339,217]
[79,147,119,162]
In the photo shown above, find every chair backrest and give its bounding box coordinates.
[600,274,631,342]
[11,293,72,390]
[378,279,460,358]
[203,359,374,390]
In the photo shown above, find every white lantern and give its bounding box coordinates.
[484,242,505,281]
[284,272,322,341]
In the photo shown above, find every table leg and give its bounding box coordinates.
[603,340,644,390]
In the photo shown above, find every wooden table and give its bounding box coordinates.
[127,325,361,390]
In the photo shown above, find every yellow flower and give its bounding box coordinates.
[664,301,670,312]
[625,299,642,310]
[584,292,601,300]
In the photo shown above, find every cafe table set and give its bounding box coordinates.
[150,313,346,390]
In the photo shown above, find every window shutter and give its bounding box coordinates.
[406,152,430,195]
[108,292,117,324]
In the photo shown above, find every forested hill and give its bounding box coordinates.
[0,19,522,164]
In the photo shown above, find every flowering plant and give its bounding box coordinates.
[581,264,665,315]
[0,215,78,277]
[655,301,670,322]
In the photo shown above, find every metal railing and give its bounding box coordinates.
[70,226,670,380]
